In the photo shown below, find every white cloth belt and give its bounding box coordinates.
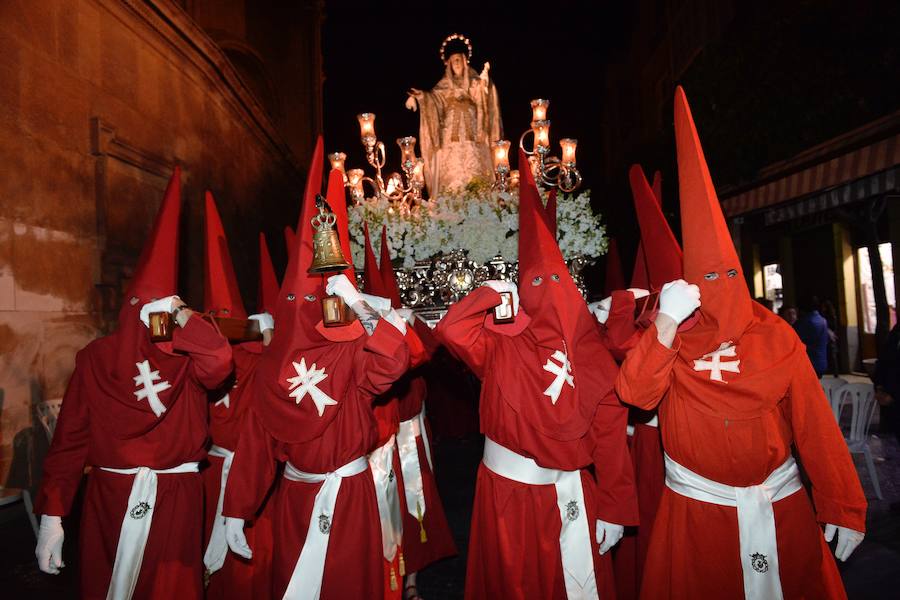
[281,456,369,600]
[203,445,235,575]
[482,438,598,600]
[664,453,803,600]
[396,407,433,525]
[369,435,403,562]
[99,461,200,600]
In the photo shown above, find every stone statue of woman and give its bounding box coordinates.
[405,34,503,197]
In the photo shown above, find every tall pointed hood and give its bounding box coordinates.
[603,238,626,295]
[325,168,357,285]
[274,136,327,346]
[517,149,590,349]
[257,232,279,315]
[125,167,182,307]
[362,222,385,296]
[629,165,682,290]
[108,167,197,438]
[283,226,296,259]
[378,227,402,308]
[203,191,247,319]
[675,87,753,350]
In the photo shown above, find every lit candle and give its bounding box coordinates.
[532,120,551,151]
[357,113,376,142]
[509,170,520,188]
[491,140,511,171]
[328,152,347,173]
[530,99,550,123]
[560,138,577,166]
[396,137,417,170]
[412,159,425,185]
[347,168,364,201]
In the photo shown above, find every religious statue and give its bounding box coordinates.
[405,34,503,196]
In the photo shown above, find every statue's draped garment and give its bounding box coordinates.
[417,64,502,195]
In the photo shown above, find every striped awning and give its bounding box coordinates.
[722,132,900,217]
[762,166,899,226]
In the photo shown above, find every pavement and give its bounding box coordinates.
[1,427,899,599]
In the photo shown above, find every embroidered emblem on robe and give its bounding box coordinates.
[693,342,741,383]
[286,358,337,416]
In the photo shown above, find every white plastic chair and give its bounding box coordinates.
[820,376,848,423]
[839,383,883,500]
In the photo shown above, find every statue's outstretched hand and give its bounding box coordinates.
[480,62,490,80]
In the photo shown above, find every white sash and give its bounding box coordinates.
[482,438,598,600]
[281,456,369,600]
[396,407,432,529]
[664,453,803,600]
[203,445,235,575]
[369,435,403,562]
[99,461,200,600]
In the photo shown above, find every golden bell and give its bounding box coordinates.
[308,201,351,274]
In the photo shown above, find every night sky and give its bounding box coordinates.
[321,0,633,196]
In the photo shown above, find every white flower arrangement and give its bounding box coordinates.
[347,187,607,268]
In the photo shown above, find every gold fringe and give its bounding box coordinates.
[399,551,406,577]
[390,565,398,591]
[417,501,428,543]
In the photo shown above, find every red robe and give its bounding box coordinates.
[203,341,276,599]
[616,306,867,599]
[35,316,232,600]
[600,292,665,600]
[223,323,409,600]
[436,287,638,599]
[394,319,457,574]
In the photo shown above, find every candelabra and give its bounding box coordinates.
[337,113,424,207]
[510,99,582,193]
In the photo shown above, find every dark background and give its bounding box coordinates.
[321,0,899,295]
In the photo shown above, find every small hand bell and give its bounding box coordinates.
[309,198,351,274]
[149,311,173,341]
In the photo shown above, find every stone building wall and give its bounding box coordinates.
[0,0,321,486]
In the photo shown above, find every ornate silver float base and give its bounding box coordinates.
[359,249,592,321]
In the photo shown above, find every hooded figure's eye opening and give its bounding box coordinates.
[286,294,296,301]
[304,294,316,302]
[727,269,738,278]
[704,272,719,281]
[532,276,543,286]
[550,274,561,282]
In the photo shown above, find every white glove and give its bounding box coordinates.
[359,292,392,314]
[658,279,700,325]
[824,523,864,561]
[225,517,252,559]
[325,274,363,308]
[588,297,612,324]
[248,312,275,333]
[396,307,416,326]
[481,280,519,316]
[382,309,408,335]
[139,295,181,327]
[627,288,650,299]
[36,515,65,574]
[595,519,624,555]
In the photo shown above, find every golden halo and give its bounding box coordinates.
[439,33,473,63]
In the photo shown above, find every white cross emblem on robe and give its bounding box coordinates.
[133,360,171,417]
[286,358,337,416]
[693,341,741,383]
[543,349,575,405]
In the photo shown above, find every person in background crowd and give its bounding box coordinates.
[779,305,798,326]
[874,315,900,512]
[820,299,841,376]
[795,295,830,377]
